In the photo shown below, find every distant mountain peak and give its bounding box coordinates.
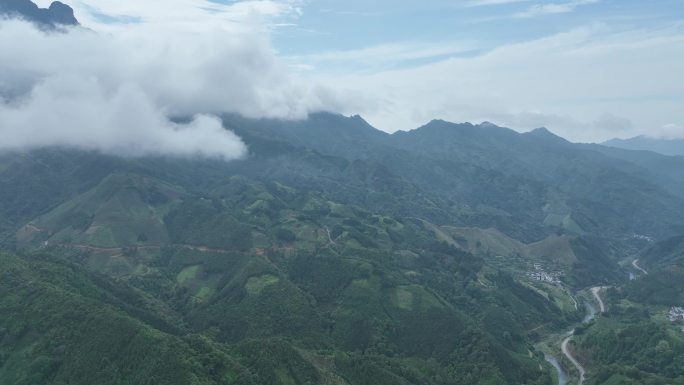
[46,1,77,24]
[0,0,78,27]
[525,126,569,144]
[603,136,684,157]
[431,119,471,126]
[307,111,385,135]
[416,119,475,132]
[530,127,552,134]
[479,121,499,128]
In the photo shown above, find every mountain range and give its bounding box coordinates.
[603,136,684,157]
[1,111,684,385]
[1,2,683,382]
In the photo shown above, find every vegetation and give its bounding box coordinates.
[1,113,684,383]
[574,301,684,384]
[569,233,684,385]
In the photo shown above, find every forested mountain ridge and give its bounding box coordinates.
[1,112,684,384]
[604,136,684,157]
[224,113,684,242]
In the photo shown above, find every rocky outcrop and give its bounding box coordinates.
[0,0,78,27]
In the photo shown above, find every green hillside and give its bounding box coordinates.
[563,233,684,385]
[1,113,684,384]
[571,287,684,385]
[3,175,575,384]
[17,173,181,248]
[0,253,253,385]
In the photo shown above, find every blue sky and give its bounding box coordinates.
[25,0,684,141]
[277,0,607,53]
[274,1,683,65]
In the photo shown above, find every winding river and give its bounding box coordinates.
[548,288,602,385]
[545,355,569,385]
[582,300,598,324]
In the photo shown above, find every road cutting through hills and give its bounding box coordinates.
[558,286,607,385]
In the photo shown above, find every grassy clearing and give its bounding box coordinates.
[245,274,280,295]
[392,285,444,312]
[176,265,200,285]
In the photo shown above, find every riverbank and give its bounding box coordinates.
[561,336,585,385]
[540,286,604,385]
[544,355,568,385]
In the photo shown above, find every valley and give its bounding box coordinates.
[2,0,684,384]
[562,336,585,385]
[562,287,606,385]
[538,287,602,385]
[0,113,683,384]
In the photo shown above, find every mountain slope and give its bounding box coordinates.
[16,173,182,248]
[5,172,570,384]
[0,252,255,385]
[225,115,684,242]
[2,113,684,384]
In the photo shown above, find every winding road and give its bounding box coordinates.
[558,286,607,385]
[591,286,607,313]
[562,336,585,385]
[632,259,648,275]
[569,294,579,311]
[325,227,337,245]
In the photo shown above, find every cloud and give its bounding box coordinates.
[649,123,684,140]
[0,75,247,158]
[287,41,477,73]
[462,0,531,7]
[0,3,338,159]
[9,0,682,149]
[513,0,599,18]
[31,0,304,29]
[592,113,633,134]
[314,23,684,142]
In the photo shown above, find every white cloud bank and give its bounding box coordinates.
[0,2,340,159]
[6,0,682,152]
[0,76,246,158]
[313,23,684,142]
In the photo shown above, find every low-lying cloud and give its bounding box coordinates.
[0,14,337,159]
[0,75,247,158]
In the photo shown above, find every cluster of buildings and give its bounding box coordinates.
[526,263,563,284]
[631,234,654,242]
[668,307,684,323]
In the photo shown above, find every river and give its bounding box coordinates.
[583,300,597,323]
[548,295,599,385]
[545,355,569,385]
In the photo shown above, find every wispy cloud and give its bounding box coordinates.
[314,23,684,141]
[287,41,478,73]
[513,0,599,18]
[462,0,531,7]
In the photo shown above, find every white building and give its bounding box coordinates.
[668,307,684,322]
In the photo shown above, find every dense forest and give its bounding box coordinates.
[2,0,684,383]
[0,111,682,384]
